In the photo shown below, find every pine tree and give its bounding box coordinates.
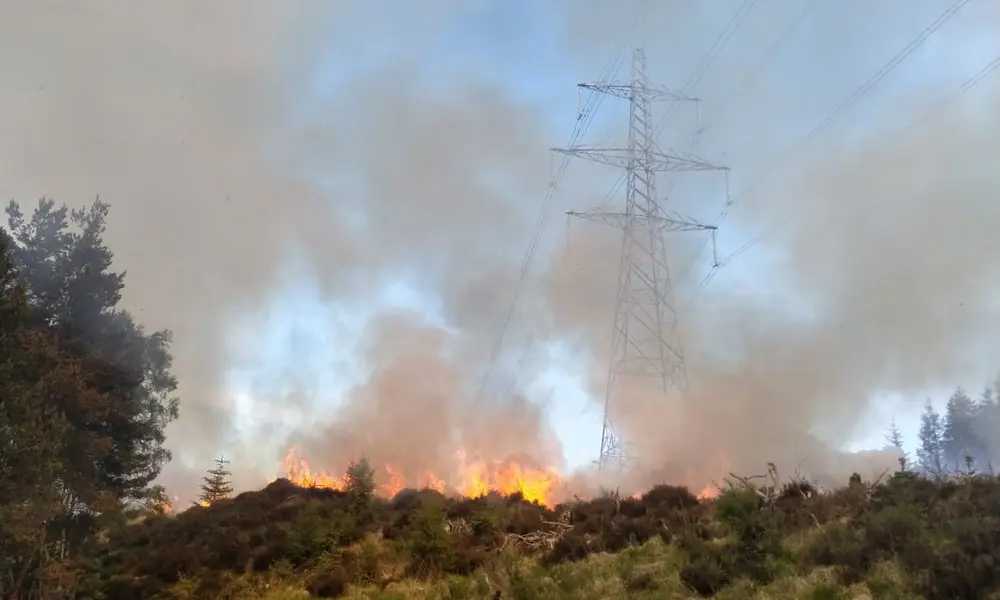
[5,198,179,511]
[197,457,233,506]
[917,400,945,478]
[885,419,908,470]
[2,199,179,593]
[0,232,72,593]
[975,383,1000,466]
[885,419,904,449]
[943,387,980,468]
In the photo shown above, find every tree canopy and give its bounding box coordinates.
[0,197,180,598]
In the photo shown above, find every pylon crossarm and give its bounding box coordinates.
[551,145,727,172]
[577,82,699,103]
[566,210,717,233]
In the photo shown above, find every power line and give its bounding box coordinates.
[502,174,628,400]
[775,0,971,160]
[898,53,1000,137]
[691,40,997,308]
[683,0,973,304]
[474,54,620,403]
[652,0,759,141]
[475,8,651,404]
[655,0,819,291]
[650,0,767,280]
[699,0,822,140]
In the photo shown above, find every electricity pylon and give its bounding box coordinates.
[552,48,729,471]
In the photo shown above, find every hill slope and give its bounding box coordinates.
[81,471,1000,599]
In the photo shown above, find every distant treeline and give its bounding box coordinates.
[901,381,1000,477]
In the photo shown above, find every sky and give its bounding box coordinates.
[1,0,998,501]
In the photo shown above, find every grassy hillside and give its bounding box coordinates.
[80,469,1000,599]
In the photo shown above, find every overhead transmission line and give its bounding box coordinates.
[502,173,629,400]
[696,46,1000,300]
[474,13,648,404]
[659,0,820,242]
[649,0,766,283]
[651,0,759,142]
[682,0,974,307]
[698,0,822,141]
[897,52,1000,137]
[477,7,649,401]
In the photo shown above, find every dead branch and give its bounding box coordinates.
[499,518,573,553]
[724,472,766,489]
[500,530,561,552]
[863,468,890,502]
[445,518,469,534]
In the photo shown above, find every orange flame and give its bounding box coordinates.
[453,450,559,506]
[280,446,347,490]
[277,446,561,506]
[379,464,406,498]
[696,485,720,500]
[156,495,179,514]
[418,470,446,493]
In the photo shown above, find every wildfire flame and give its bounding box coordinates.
[162,452,724,514]
[696,485,720,500]
[277,446,561,506]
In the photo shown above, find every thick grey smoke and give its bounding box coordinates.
[0,0,997,502]
[549,89,1000,492]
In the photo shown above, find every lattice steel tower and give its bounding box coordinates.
[553,48,729,471]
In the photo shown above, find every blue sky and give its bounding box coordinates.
[220,0,1000,476]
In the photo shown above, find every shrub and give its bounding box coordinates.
[862,503,933,570]
[679,548,732,597]
[345,458,377,521]
[713,488,784,584]
[407,503,455,577]
[641,484,700,511]
[920,515,1000,600]
[802,521,870,585]
[714,488,762,528]
[344,459,376,500]
[306,568,348,598]
[806,582,845,600]
[355,541,382,586]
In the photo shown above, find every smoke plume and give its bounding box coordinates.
[0,0,998,501]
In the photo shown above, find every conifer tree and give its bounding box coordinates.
[197,456,233,506]
[885,419,904,450]
[2,199,180,585]
[885,419,908,470]
[976,384,999,465]
[943,387,981,468]
[917,400,945,478]
[5,198,180,513]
